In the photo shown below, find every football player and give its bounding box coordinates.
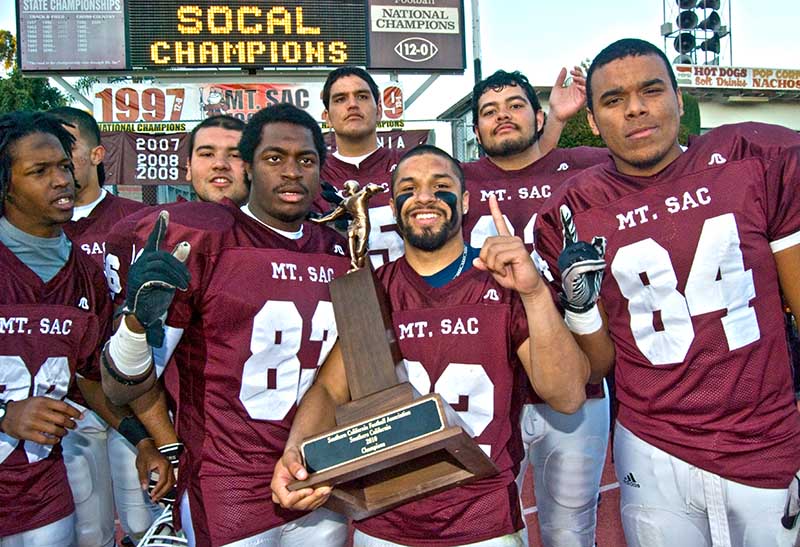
[316,67,409,267]
[51,106,161,546]
[103,114,248,423]
[534,38,800,545]
[319,67,588,272]
[184,115,248,206]
[272,145,604,546]
[463,70,611,547]
[101,104,350,547]
[0,111,170,546]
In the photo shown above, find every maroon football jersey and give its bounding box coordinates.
[0,243,111,536]
[318,147,407,268]
[355,259,527,546]
[463,147,609,404]
[535,123,800,488]
[64,192,149,268]
[113,201,349,546]
[105,201,188,415]
[64,192,147,407]
[462,147,609,250]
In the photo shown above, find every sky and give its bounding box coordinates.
[2,1,798,119]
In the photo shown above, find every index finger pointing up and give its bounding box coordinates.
[489,194,512,237]
[560,204,579,249]
[144,210,170,253]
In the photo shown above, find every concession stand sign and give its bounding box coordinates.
[674,65,800,91]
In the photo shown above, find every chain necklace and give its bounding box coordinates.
[452,244,469,280]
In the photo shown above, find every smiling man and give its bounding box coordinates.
[272,145,596,547]
[535,38,800,546]
[100,104,350,547]
[185,115,248,206]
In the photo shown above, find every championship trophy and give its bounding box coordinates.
[289,182,497,520]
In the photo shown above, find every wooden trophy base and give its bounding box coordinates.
[288,384,497,520]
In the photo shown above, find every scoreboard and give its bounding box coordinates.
[17,0,366,71]
[16,0,464,73]
[127,2,367,69]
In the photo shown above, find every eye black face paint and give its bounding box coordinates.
[394,192,413,218]
[435,191,459,222]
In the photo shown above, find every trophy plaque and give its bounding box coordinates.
[292,184,498,520]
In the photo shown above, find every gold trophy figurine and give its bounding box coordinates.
[312,180,383,271]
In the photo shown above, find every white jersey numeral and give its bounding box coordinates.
[0,356,71,464]
[469,212,537,256]
[239,300,336,421]
[402,360,495,456]
[611,213,759,365]
[104,252,122,296]
[367,205,405,268]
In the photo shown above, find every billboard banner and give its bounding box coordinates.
[101,129,428,185]
[93,81,405,130]
[18,0,127,71]
[367,0,465,72]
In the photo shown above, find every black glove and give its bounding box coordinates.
[148,442,184,506]
[123,211,190,348]
[557,204,607,313]
[320,180,345,207]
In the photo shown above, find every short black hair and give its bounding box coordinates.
[586,38,678,110]
[50,106,107,186]
[50,106,101,147]
[322,67,380,110]
[238,103,326,166]
[391,144,465,195]
[189,115,245,155]
[0,111,75,215]
[471,70,541,126]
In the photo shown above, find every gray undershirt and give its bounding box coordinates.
[0,217,71,282]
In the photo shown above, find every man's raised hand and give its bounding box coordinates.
[123,211,191,348]
[473,195,544,298]
[557,205,606,313]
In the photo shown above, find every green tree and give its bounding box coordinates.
[0,30,68,114]
[0,30,15,71]
[0,69,67,114]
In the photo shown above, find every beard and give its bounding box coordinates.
[481,131,538,158]
[397,211,459,252]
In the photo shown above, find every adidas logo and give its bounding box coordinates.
[622,472,640,488]
[707,153,727,165]
[333,244,345,256]
[483,289,500,301]
[77,297,89,310]
[556,162,570,172]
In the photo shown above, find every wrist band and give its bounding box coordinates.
[101,347,152,387]
[108,318,153,377]
[118,415,151,447]
[564,306,603,335]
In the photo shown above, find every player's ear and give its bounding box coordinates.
[473,124,482,146]
[185,158,192,182]
[676,87,684,117]
[535,110,545,134]
[91,144,105,166]
[376,95,383,122]
[322,109,329,124]
[587,109,600,137]
[462,190,470,215]
[389,197,397,221]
